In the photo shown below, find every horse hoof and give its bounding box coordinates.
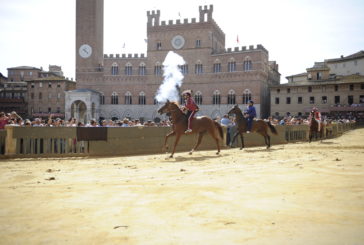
[189,151,193,155]
[169,155,173,158]
[239,148,243,150]
[216,152,220,155]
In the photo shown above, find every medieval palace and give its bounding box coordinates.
[67,0,280,122]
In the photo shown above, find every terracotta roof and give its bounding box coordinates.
[326,51,364,63]
[271,74,364,88]
[285,72,307,79]
[7,66,42,70]
[27,76,74,82]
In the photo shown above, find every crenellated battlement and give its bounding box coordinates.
[147,5,214,28]
[199,4,213,22]
[216,44,268,55]
[147,10,160,27]
[103,53,147,59]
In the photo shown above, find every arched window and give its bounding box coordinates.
[195,60,203,74]
[194,91,202,105]
[179,64,188,75]
[138,91,146,105]
[228,58,236,72]
[213,59,221,73]
[111,63,119,75]
[111,92,119,104]
[227,90,236,104]
[125,62,132,75]
[242,89,252,104]
[154,62,162,75]
[139,63,146,76]
[100,93,105,105]
[243,57,252,71]
[125,91,132,105]
[212,90,221,105]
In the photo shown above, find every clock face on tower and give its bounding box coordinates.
[171,35,185,49]
[79,44,92,58]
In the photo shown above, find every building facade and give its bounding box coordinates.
[68,0,280,123]
[0,66,41,117]
[0,65,73,118]
[270,51,364,122]
[27,76,76,118]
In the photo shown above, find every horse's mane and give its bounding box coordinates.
[169,101,180,107]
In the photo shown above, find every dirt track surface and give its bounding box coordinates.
[0,128,364,245]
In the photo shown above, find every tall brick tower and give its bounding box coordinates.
[75,0,104,87]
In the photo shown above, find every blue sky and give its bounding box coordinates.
[0,0,363,82]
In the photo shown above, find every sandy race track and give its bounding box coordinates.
[0,128,364,245]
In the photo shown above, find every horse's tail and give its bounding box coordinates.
[214,121,224,140]
[267,121,278,135]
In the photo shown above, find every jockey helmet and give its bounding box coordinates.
[182,90,192,96]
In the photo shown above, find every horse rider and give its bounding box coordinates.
[181,90,199,134]
[311,107,322,131]
[245,100,256,133]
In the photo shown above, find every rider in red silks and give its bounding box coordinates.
[182,90,199,134]
[310,107,322,131]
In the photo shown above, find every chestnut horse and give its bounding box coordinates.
[158,100,223,158]
[228,105,278,149]
[309,111,325,142]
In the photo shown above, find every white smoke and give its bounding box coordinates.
[155,51,185,103]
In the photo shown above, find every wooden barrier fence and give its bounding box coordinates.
[0,122,356,158]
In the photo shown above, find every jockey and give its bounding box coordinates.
[245,100,256,133]
[311,107,322,131]
[182,90,199,133]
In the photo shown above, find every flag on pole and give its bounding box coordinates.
[236,35,240,44]
[178,12,181,17]
[122,42,126,49]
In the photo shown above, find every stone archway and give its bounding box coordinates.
[71,100,87,123]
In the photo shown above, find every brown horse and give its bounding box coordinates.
[158,100,223,158]
[228,104,278,149]
[309,111,325,142]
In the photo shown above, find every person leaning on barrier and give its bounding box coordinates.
[220,114,233,145]
[0,112,9,129]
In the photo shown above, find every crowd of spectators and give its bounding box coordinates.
[0,111,172,129]
[0,110,357,131]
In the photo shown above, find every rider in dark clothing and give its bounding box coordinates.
[245,100,256,133]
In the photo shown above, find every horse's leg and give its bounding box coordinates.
[163,131,175,152]
[215,135,221,155]
[240,132,245,150]
[170,133,182,158]
[309,131,312,143]
[210,130,221,155]
[190,132,205,155]
[258,131,269,149]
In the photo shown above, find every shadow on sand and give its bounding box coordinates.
[164,152,224,162]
